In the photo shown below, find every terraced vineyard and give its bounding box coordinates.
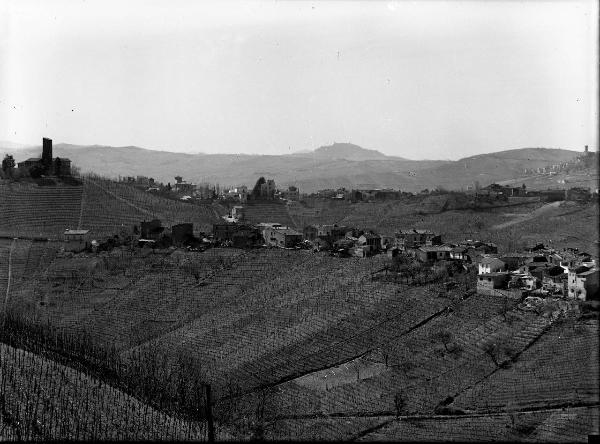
[453,318,599,411]
[241,200,297,228]
[79,177,226,236]
[0,343,209,441]
[352,407,599,442]
[0,178,226,239]
[2,235,598,441]
[0,183,83,238]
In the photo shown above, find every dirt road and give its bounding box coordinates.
[491,201,562,230]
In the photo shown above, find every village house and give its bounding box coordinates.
[476,272,511,295]
[303,224,349,242]
[171,223,194,246]
[263,226,302,248]
[498,253,534,271]
[462,240,498,255]
[394,229,441,250]
[478,257,506,274]
[541,266,568,295]
[568,266,600,300]
[508,272,538,291]
[357,233,382,253]
[63,229,90,253]
[173,176,195,194]
[312,237,332,252]
[281,186,300,201]
[231,227,261,248]
[415,245,452,263]
[450,246,470,261]
[140,219,164,240]
[213,222,256,242]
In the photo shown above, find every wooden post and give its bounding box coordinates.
[205,384,215,443]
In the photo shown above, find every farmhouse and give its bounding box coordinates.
[140,219,164,240]
[497,253,533,271]
[394,229,441,250]
[231,228,261,248]
[508,273,537,291]
[303,224,349,242]
[213,223,256,242]
[450,246,469,261]
[477,272,511,295]
[568,266,600,300]
[63,229,90,252]
[357,233,382,253]
[415,245,452,263]
[173,176,195,194]
[478,257,506,274]
[263,226,302,248]
[281,186,300,201]
[171,223,194,246]
[463,240,498,255]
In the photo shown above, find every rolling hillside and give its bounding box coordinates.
[0,178,227,238]
[2,141,586,193]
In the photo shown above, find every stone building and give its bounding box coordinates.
[18,138,72,176]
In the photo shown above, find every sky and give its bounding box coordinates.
[0,0,598,159]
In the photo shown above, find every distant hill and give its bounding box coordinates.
[411,148,582,191]
[0,142,585,193]
[0,140,35,151]
[293,142,396,161]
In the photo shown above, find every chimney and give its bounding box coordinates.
[42,137,52,166]
[585,145,588,153]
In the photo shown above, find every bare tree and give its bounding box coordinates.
[394,393,406,418]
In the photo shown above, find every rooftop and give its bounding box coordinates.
[277,228,301,236]
[480,256,505,265]
[420,246,452,252]
[577,269,599,277]
[64,229,90,235]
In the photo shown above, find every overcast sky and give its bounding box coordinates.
[1,0,597,159]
